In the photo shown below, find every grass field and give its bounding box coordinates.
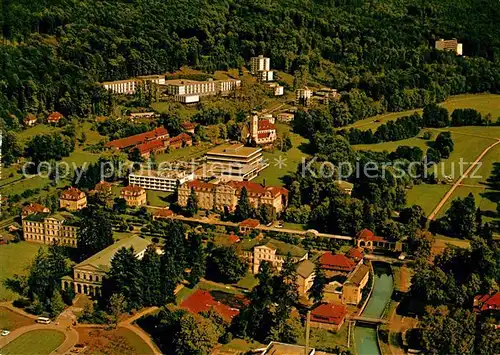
[154,143,213,163]
[254,123,309,186]
[76,327,153,355]
[436,186,499,219]
[0,242,45,301]
[405,184,450,216]
[0,307,34,331]
[1,329,65,355]
[345,93,500,131]
[146,190,172,207]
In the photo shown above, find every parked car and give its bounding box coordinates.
[1,330,10,336]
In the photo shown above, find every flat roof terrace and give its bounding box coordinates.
[206,144,262,159]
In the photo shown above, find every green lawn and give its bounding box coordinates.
[297,324,351,352]
[16,124,58,143]
[406,184,450,217]
[254,123,309,186]
[436,185,498,219]
[220,338,264,352]
[175,286,195,305]
[146,190,172,207]
[344,93,500,131]
[0,242,45,301]
[1,329,65,355]
[235,273,258,290]
[154,143,212,163]
[0,307,34,331]
[115,327,155,355]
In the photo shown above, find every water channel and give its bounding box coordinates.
[354,262,394,355]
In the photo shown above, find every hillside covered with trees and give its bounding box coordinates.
[1,0,500,129]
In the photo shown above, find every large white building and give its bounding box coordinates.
[164,78,241,99]
[129,169,195,192]
[251,55,274,82]
[204,144,268,181]
[102,75,165,95]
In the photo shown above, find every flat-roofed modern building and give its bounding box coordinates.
[164,78,241,98]
[251,55,271,73]
[23,212,79,247]
[204,144,268,181]
[129,169,195,192]
[102,75,165,94]
[61,236,151,297]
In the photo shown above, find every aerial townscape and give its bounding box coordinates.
[1,1,500,355]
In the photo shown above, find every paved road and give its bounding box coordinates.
[428,138,500,221]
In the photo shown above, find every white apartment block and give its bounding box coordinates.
[296,87,313,106]
[251,55,271,73]
[172,94,200,104]
[165,78,241,98]
[102,75,165,95]
[129,170,195,192]
[204,144,269,181]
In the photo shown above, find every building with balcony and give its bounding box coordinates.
[23,212,79,247]
[121,185,147,207]
[204,144,268,181]
[102,75,165,95]
[164,78,241,98]
[61,236,151,297]
[129,169,195,192]
[59,187,87,211]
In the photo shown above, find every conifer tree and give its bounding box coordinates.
[141,245,163,306]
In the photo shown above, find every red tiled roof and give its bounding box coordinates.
[105,127,169,149]
[474,292,500,312]
[258,119,276,131]
[136,139,165,155]
[311,303,346,325]
[154,208,174,218]
[186,180,216,191]
[346,247,364,260]
[228,233,241,243]
[60,187,85,201]
[170,133,192,144]
[227,181,287,198]
[121,185,145,195]
[22,203,49,215]
[356,229,386,242]
[319,252,356,272]
[180,290,240,321]
[181,122,196,130]
[94,181,112,192]
[47,112,63,122]
[239,218,260,228]
[257,132,271,139]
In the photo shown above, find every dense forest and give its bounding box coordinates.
[1,0,500,129]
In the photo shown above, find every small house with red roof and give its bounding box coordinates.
[355,229,402,252]
[346,247,364,262]
[21,203,50,219]
[153,208,174,220]
[181,122,197,134]
[120,185,147,207]
[180,290,242,321]
[60,187,87,211]
[169,133,193,150]
[319,252,358,276]
[249,115,277,145]
[47,112,64,124]
[239,218,260,234]
[24,114,37,127]
[310,303,347,332]
[93,181,112,194]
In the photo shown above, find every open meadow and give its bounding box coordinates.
[0,242,45,301]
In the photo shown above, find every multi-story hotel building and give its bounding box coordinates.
[178,180,288,213]
[129,169,195,192]
[240,238,308,274]
[61,236,151,297]
[102,75,166,95]
[164,78,241,97]
[121,185,147,207]
[59,187,87,211]
[204,144,268,181]
[23,212,79,247]
[435,39,463,55]
[251,55,273,82]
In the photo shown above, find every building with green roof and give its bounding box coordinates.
[61,236,151,297]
